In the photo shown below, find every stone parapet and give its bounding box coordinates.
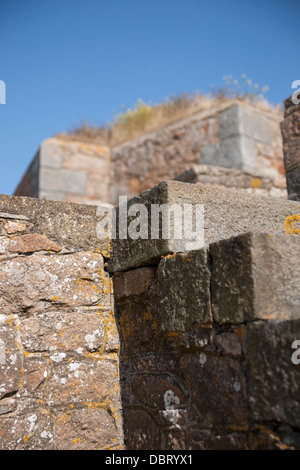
[108,180,300,273]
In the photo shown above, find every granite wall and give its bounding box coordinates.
[109,181,300,450]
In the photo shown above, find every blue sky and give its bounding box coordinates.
[0,0,299,196]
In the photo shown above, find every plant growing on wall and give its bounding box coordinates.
[215,74,270,103]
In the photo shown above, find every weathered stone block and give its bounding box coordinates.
[114,267,157,300]
[0,193,110,254]
[131,375,186,410]
[246,318,300,428]
[4,221,26,234]
[109,180,300,273]
[21,311,117,354]
[40,167,87,194]
[202,134,256,173]
[43,358,119,406]
[286,167,300,201]
[213,331,243,358]
[281,110,300,172]
[8,233,62,253]
[157,250,211,331]
[52,407,119,450]
[175,163,273,192]
[220,104,272,144]
[0,315,22,400]
[123,408,161,450]
[210,232,300,324]
[0,406,53,450]
[0,251,110,314]
[39,138,62,168]
[179,352,249,427]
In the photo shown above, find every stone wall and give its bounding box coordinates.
[110,101,285,204]
[0,194,123,450]
[3,175,300,449]
[281,96,300,201]
[108,181,300,450]
[14,100,286,205]
[113,233,300,450]
[175,164,286,198]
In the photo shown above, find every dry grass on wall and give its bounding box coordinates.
[56,90,283,147]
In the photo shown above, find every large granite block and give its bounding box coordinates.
[210,232,300,324]
[108,180,300,272]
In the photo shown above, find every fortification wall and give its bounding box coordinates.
[0,194,123,450]
[13,100,286,205]
[110,101,285,204]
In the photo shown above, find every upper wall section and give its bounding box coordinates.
[110,101,285,204]
[13,100,285,205]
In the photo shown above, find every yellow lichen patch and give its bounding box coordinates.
[97,268,113,295]
[72,438,83,445]
[23,350,32,358]
[55,411,72,426]
[5,315,18,328]
[284,214,300,235]
[164,252,176,260]
[167,331,179,339]
[52,295,59,302]
[84,401,108,410]
[251,177,262,189]
[23,434,30,444]
[76,141,109,155]
[100,235,111,258]
[19,368,25,388]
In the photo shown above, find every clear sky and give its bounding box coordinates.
[0,0,299,196]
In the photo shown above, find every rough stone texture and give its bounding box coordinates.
[246,318,300,430]
[157,250,211,331]
[114,243,300,450]
[0,195,123,450]
[0,192,110,256]
[281,95,300,201]
[108,180,300,273]
[286,167,300,201]
[8,233,62,253]
[176,164,287,199]
[210,232,300,324]
[110,109,219,205]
